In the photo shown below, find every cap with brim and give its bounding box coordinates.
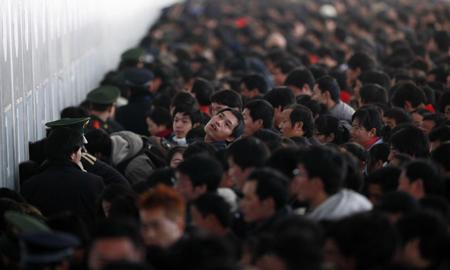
[20,231,80,264]
[86,86,120,105]
[121,48,145,62]
[45,117,90,144]
[123,68,154,89]
[4,211,50,234]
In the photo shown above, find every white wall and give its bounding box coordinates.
[0,0,178,189]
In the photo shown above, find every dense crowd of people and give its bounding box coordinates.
[1,0,450,269]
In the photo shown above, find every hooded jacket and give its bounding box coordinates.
[110,131,154,184]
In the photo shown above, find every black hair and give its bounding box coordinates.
[330,212,397,270]
[358,70,391,90]
[192,192,232,228]
[390,125,430,158]
[244,99,274,129]
[183,141,216,159]
[85,129,112,159]
[45,128,84,161]
[383,108,412,125]
[241,74,269,95]
[352,106,384,136]
[299,146,346,195]
[274,59,298,75]
[359,84,388,105]
[432,30,450,52]
[132,167,175,194]
[60,106,89,118]
[431,142,450,173]
[438,91,450,113]
[347,52,376,72]
[396,211,450,264]
[227,137,270,170]
[285,68,315,90]
[391,81,426,109]
[167,146,187,164]
[210,90,243,111]
[287,104,315,138]
[91,219,144,251]
[252,129,283,153]
[191,78,214,106]
[266,147,303,179]
[171,91,199,112]
[368,142,390,166]
[404,160,443,196]
[316,76,340,103]
[341,142,369,165]
[429,125,450,143]
[264,87,296,109]
[366,166,400,194]
[377,191,420,216]
[89,102,114,112]
[247,167,288,210]
[296,95,325,119]
[146,106,172,128]
[315,115,350,145]
[177,155,223,192]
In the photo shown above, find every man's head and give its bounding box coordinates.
[45,127,84,163]
[123,68,154,96]
[358,84,388,107]
[176,155,223,201]
[204,108,244,143]
[88,220,145,270]
[191,78,214,107]
[388,125,430,161]
[312,76,341,108]
[351,106,384,148]
[227,137,270,189]
[272,59,298,86]
[243,99,274,136]
[209,90,242,116]
[86,86,120,120]
[172,107,201,139]
[279,104,314,138]
[346,52,376,87]
[240,168,288,223]
[292,146,346,207]
[240,74,269,98]
[391,81,426,112]
[191,193,232,236]
[138,185,185,248]
[398,160,443,200]
[264,87,296,128]
[145,107,172,136]
[383,107,412,130]
[285,68,315,96]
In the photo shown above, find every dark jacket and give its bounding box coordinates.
[21,160,104,229]
[115,95,152,135]
[81,153,130,187]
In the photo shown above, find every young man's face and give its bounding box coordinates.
[139,207,183,248]
[173,112,193,139]
[351,118,374,147]
[204,110,239,142]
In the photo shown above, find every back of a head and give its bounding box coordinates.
[264,87,296,109]
[359,70,391,90]
[390,125,430,158]
[241,74,269,95]
[316,76,340,103]
[285,68,315,89]
[138,184,185,220]
[299,146,346,195]
[247,167,288,211]
[85,129,112,159]
[288,104,315,138]
[191,78,214,106]
[391,81,426,109]
[45,128,84,161]
[431,142,450,173]
[359,84,388,105]
[192,192,232,229]
[404,159,443,196]
[384,108,412,125]
[227,137,270,169]
[171,91,199,112]
[347,52,376,72]
[330,212,397,270]
[177,155,223,192]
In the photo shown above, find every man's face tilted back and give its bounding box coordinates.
[204,110,239,142]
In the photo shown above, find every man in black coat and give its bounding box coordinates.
[21,118,104,230]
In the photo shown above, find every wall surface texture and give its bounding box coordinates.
[0,0,177,189]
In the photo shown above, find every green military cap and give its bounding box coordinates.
[86,86,120,105]
[4,211,50,234]
[121,47,146,63]
[45,117,90,143]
